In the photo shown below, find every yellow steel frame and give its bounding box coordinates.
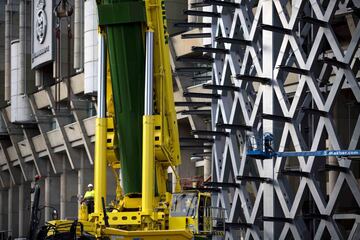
[48,1,195,239]
[141,0,182,222]
[144,0,181,190]
[86,0,184,232]
[93,44,120,218]
[94,117,107,214]
[47,219,192,240]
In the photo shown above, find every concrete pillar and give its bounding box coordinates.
[8,182,19,238]
[0,188,8,231]
[44,175,50,221]
[18,179,30,237]
[66,171,79,219]
[60,155,79,219]
[18,181,24,235]
[7,185,12,236]
[78,150,93,207]
[78,149,116,208]
[44,161,60,222]
[78,161,84,203]
[60,157,68,219]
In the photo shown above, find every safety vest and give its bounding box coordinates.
[84,190,94,199]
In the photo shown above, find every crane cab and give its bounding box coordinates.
[169,191,212,238]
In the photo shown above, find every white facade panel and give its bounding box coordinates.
[10,40,34,123]
[84,0,98,95]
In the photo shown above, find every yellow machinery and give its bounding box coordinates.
[36,0,216,239]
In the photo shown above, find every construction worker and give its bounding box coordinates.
[82,183,95,214]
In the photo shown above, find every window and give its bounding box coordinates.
[170,193,198,217]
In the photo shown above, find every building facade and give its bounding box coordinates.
[2,0,358,239]
[0,0,211,237]
[209,0,360,239]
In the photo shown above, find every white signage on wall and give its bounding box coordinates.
[31,0,54,69]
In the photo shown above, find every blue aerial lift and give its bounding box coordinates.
[247,133,360,159]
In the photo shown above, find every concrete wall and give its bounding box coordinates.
[0,147,121,237]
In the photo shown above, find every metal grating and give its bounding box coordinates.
[210,1,360,239]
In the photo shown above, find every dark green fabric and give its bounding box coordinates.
[98,2,146,25]
[101,0,145,193]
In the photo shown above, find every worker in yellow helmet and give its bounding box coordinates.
[82,183,95,214]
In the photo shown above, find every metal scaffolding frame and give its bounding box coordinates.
[210,1,360,239]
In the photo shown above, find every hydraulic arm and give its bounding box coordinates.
[94,0,182,220]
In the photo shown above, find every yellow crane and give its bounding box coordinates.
[36,0,215,239]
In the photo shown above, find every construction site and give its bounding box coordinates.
[0,0,359,239]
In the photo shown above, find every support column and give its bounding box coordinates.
[44,170,51,221]
[78,159,84,209]
[60,157,68,219]
[8,182,19,238]
[78,150,93,208]
[44,161,60,222]
[60,155,79,219]
[67,167,79,219]
[262,1,274,239]
[7,184,12,237]
[0,188,8,231]
[18,178,30,237]
[18,180,24,237]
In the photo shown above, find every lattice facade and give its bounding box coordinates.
[211,0,360,239]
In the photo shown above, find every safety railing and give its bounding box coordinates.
[201,206,226,236]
